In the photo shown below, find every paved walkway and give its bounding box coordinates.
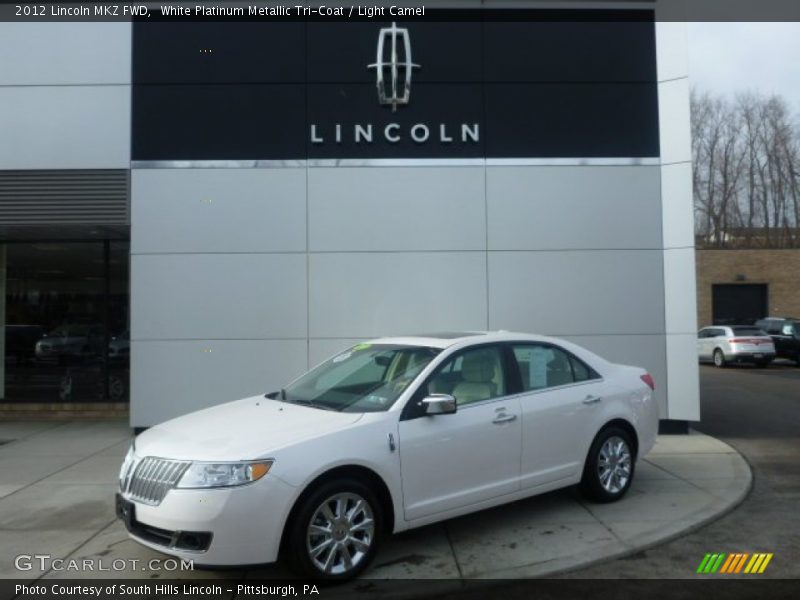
[0,420,750,587]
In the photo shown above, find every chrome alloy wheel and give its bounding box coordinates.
[306,492,375,575]
[597,436,632,494]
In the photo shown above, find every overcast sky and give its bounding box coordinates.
[687,23,800,112]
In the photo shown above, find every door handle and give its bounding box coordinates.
[492,413,518,424]
[582,395,602,405]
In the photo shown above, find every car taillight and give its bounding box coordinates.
[730,338,769,344]
[640,373,655,390]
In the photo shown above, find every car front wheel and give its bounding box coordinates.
[580,427,635,503]
[286,479,382,581]
[713,349,727,368]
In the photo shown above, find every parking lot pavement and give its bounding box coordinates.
[0,419,750,584]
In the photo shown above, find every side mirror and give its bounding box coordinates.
[422,394,457,416]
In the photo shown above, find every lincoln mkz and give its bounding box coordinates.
[117,332,658,580]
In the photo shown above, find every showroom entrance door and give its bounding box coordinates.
[712,284,768,325]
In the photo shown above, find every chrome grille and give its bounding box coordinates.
[126,457,190,506]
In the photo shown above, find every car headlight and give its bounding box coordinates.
[176,460,273,489]
[118,443,136,486]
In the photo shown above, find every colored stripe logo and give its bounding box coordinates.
[697,553,773,574]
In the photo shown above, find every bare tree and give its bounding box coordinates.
[691,88,800,248]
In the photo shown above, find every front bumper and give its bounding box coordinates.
[117,474,297,566]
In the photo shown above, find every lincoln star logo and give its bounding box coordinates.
[368,22,420,111]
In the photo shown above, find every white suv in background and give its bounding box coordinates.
[697,326,776,368]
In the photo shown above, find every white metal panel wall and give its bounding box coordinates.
[0,86,131,170]
[130,167,309,424]
[0,23,131,86]
[487,166,662,250]
[131,340,308,426]
[0,23,131,170]
[656,17,700,421]
[131,169,306,254]
[131,254,308,340]
[308,167,486,252]
[309,252,488,338]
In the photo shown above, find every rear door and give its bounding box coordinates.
[510,343,608,489]
[710,328,727,355]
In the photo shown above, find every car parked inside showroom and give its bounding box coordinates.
[34,323,105,363]
[697,325,776,368]
[116,331,658,580]
[753,317,800,365]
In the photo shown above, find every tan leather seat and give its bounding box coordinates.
[452,351,497,404]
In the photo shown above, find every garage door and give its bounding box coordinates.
[712,284,768,325]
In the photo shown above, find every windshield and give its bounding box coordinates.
[282,344,440,413]
[731,327,766,336]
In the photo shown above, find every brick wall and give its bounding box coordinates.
[696,249,800,327]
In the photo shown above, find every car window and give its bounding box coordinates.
[425,346,506,406]
[569,354,597,382]
[511,344,592,391]
[731,327,766,336]
[698,329,709,339]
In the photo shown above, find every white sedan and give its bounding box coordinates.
[117,331,658,580]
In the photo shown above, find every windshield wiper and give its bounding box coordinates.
[288,398,337,411]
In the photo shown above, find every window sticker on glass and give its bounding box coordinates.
[332,351,352,363]
[530,347,553,389]
[352,343,372,351]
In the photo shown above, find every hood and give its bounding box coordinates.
[134,396,364,461]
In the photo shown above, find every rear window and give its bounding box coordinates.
[731,327,766,336]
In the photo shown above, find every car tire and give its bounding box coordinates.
[755,360,770,368]
[286,478,382,581]
[580,427,636,503]
[713,349,727,368]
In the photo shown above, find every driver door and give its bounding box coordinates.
[397,344,521,521]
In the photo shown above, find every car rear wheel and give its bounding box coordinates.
[286,479,382,581]
[713,349,727,368]
[580,427,635,503]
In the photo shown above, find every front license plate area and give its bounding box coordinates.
[115,493,135,531]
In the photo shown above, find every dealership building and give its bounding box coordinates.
[0,2,699,430]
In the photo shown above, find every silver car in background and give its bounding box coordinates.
[697,326,776,368]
